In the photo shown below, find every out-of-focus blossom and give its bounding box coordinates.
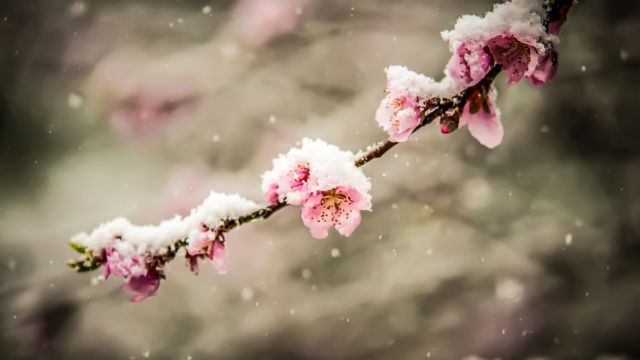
[231,0,310,47]
[123,269,162,303]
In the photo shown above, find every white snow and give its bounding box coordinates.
[261,138,372,204]
[385,65,451,100]
[441,0,548,52]
[71,192,259,256]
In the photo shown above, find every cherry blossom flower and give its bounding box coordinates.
[263,163,311,205]
[527,48,558,86]
[102,244,146,279]
[262,138,372,238]
[123,269,162,303]
[301,186,371,239]
[186,224,228,275]
[446,40,493,89]
[459,86,503,149]
[375,66,444,142]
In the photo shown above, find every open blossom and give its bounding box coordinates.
[71,192,258,301]
[375,66,444,142]
[442,0,556,88]
[301,186,371,239]
[459,86,503,149]
[262,138,372,238]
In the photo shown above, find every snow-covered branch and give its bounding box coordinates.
[68,0,574,302]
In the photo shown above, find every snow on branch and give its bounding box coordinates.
[67,0,575,302]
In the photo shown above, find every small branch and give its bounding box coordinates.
[68,1,571,274]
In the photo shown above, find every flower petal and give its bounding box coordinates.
[462,87,503,148]
[211,240,226,274]
[123,271,161,303]
[301,193,334,239]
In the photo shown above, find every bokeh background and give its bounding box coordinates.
[1,0,639,359]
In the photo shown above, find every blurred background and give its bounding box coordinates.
[0,0,639,359]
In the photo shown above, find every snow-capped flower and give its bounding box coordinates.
[301,186,371,239]
[103,243,147,279]
[459,86,503,149]
[123,269,162,303]
[446,40,492,89]
[442,0,553,87]
[375,66,444,142]
[185,225,227,275]
[263,162,311,205]
[486,34,541,85]
[262,138,372,238]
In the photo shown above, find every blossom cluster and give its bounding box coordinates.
[68,0,572,302]
[375,0,567,148]
[261,138,372,239]
[71,192,259,301]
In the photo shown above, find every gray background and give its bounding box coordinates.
[0,0,638,359]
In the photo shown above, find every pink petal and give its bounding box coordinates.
[211,240,227,275]
[487,35,531,85]
[334,210,361,237]
[527,50,558,87]
[301,193,333,239]
[446,42,492,88]
[375,95,421,143]
[265,183,280,204]
[461,88,503,149]
[123,271,161,303]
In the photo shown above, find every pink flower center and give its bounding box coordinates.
[315,189,354,224]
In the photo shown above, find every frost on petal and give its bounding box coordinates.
[187,226,212,256]
[301,186,370,239]
[123,270,161,303]
[211,240,227,274]
[446,41,492,88]
[460,87,503,149]
[527,49,558,86]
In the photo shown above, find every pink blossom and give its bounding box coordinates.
[231,0,310,47]
[446,41,492,89]
[187,224,214,256]
[486,34,540,85]
[528,49,558,86]
[459,87,503,149]
[375,66,443,142]
[264,163,311,205]
[186,225,227,274]
[102,246,146,279]
[375,94,422,142]
[265,183,280,204]
[123,269,161,303]
[211,240,227,275]
[547,2,572,36]
[301,186,371,239]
